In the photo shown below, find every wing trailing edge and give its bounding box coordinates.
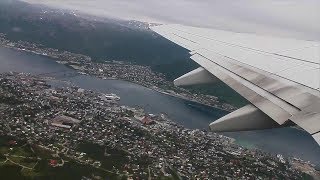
[151,24,320,146]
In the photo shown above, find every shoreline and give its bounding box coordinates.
[78,73,233,113]
[2,45,234,113]
[1,45,320,167]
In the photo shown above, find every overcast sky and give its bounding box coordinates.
[23,0,320,40]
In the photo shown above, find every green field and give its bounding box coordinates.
[0,136,126,180]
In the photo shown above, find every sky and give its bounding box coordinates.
[23,0,320,40]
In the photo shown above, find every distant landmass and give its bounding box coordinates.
[0,0,247,106]
[0,0,193,74]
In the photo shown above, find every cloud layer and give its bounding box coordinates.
[23,0,320,40]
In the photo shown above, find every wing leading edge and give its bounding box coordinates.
[151,24,320,146]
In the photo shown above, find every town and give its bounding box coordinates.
[0,33,236,113]
[0,72,318,179]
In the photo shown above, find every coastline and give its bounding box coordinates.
[1,45,320,167]
[1,45,234,113]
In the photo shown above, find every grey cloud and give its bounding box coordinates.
[23,0,320,40]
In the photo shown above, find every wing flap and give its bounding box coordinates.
[193,51,300,114]
[195,49,318,111]
[291,112,320,135]
[191,53,292,125]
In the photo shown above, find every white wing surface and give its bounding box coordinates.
[151,24,320,146]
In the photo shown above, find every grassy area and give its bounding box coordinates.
[0,136,125,179]
[11,145,36,157]
[0,146,8,155]
[78,142,130,170]
[20,168,43,178]
[8,156,37,168]
[0,137,184,179]
[0,154,6,162]
[0,164,25,180]
[33,158,123,180]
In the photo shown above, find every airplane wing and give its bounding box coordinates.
[151,24,320,145]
